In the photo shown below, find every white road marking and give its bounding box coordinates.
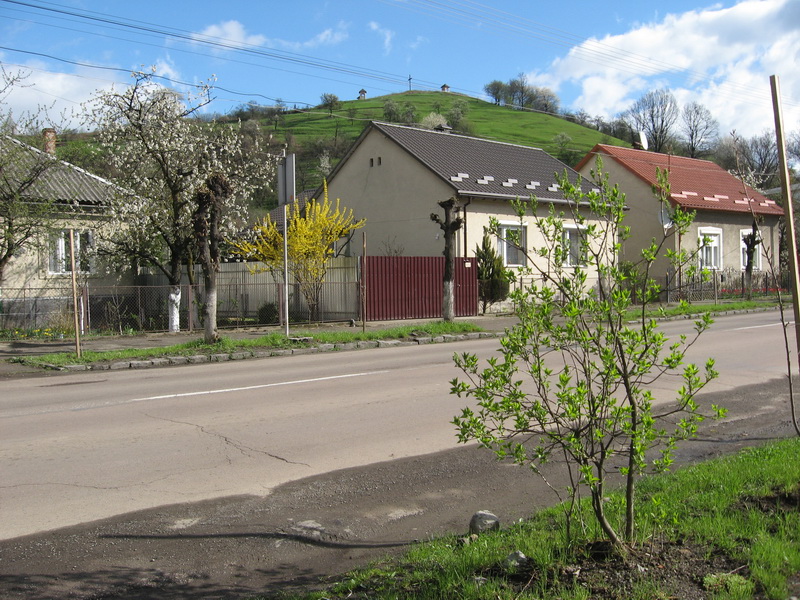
[2,371,389,418]
[730,322,791,332]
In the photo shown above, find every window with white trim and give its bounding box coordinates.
[698,227,722,270]
[49,229,94,274]
[740,228,761,271]
[497,223,527,267]
[563,225,587,267]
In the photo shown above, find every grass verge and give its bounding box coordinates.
[12,320,484,368]
[265,437,800,600]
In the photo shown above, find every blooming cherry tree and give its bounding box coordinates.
[86,70,276,332]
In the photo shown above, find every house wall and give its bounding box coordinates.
[1,214,133,294]
[325,128,457,258]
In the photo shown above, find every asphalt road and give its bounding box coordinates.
[0,310,797,598]
[0,310,792,541]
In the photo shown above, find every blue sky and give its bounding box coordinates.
[1,0,798,138]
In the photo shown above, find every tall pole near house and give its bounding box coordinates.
[770,76,800,359]
[278,152,296,337]
[68,229,82,358]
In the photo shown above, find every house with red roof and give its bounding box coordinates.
[576,144,783,289]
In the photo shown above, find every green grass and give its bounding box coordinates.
[623,298,784,321]
[12,320,483,367]
[260,438,800,600]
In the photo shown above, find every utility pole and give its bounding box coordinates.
[277,152,296,336]
[408,75,412,91]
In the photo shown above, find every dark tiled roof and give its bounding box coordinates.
[370,122,589,200]
[578,144,783,217]
[1,136,115,207]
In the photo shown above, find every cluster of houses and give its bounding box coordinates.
[1,120,785,315]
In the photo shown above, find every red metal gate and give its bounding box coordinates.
[362,256,478,321]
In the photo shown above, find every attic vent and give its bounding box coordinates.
[502,178,518,187]
[477,176,495,185]
[450,172,469,182]
[526,181,540,190]
[548,183,560,192]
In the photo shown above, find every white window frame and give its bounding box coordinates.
[49,229,94,275]
[497,222,527,267]
[740,228,761,271]
[562,224,587,267]
[698,226,723,271]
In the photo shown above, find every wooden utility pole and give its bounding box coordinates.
[771,75,800,359]
[68,229,82,358]
[431,197,464,322]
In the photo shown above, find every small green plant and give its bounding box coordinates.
[703,573,754,599]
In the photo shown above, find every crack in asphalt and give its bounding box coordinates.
[141,412,311,467]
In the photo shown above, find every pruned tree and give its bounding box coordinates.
[680,101,719,158]
[717,131,780,190]
[430,197,464,322]
[192,173,232,343]
[86,70,276,332]
[622,89,680,153]
[450,163,723,553]
[231,183,365,321]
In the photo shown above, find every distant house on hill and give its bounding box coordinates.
[576,144,784,288]
[441,84,451,92]
[358,89,367,100]
[316,121,607,284]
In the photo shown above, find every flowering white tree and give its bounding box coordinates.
[86,71,276,332]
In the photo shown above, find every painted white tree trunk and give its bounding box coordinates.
[443,279,455,322]
[168,284,181,333]
[204,286,218,343]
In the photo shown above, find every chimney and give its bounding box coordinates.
[43,128,57,155]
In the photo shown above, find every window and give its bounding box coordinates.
[49,229,94,274]
[562,226,587,267]
[497,223,527,267]
[740,228,761,270]
[698,227,722,270]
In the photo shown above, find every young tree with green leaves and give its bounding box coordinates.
[231,183,365,322]
[86,70,275,332]
[450,162,724,553]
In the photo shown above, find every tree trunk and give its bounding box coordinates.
[203,273,219,343]
[168,284,181,333]
[443,280,455,322]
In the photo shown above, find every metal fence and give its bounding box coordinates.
[663,269,789,303]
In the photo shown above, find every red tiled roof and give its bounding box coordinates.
[577,144,783,217]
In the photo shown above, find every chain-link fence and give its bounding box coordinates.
[0,279,363,334]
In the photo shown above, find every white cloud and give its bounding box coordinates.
[0,59,125,130]
[537,0,800,137]
[192,20,348,53]
[409,35,428,51]
[369,21,395,55]
[192,21,267,50]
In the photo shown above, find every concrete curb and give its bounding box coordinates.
[60,331,502,373]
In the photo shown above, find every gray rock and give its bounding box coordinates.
[110,361,131,370]
[505,550,528,569]
[187,355,209,363]
[210,353,230,362]
[167,356,189,365]
[469,510,500,534]
[129,360,152,369]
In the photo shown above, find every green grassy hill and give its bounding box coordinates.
[280,90,624,156]
[257,90,627,206]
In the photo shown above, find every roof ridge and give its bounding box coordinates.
[373,121,545,152]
